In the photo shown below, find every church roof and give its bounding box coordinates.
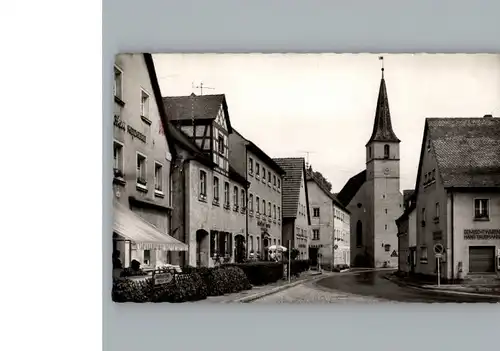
[273,157,311,222]
[425,117,500,189]
[163,93,233,132]
[366,75,400,146]
[336,170,366,207]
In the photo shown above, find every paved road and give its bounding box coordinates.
[316,270,500,303]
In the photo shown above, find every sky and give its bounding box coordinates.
[153,54,500,193]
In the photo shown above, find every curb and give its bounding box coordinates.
[383,274,500,299]
[232,273,323,303]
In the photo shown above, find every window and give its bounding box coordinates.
[427,139,431,151]
[278,239,280,246]
[268,171,271,184]
[199,170,207,199]
[241,189,245,210]
[143,250,151,265]
[432,169,436,181]
[273,175,276,186]
[313,229,320,240]
[262,167,266,181]
[154,162,163,193]
[249,194,254,212]
[384,244,391,252]
[369,146,372,158]
[233,186,238,209]
[113,65,123,99]
[273,204,276,219]
[136,153,147,188]
[474,199,489,220]
[268,201,271,217]
[256,163,260,177]
[113,141,124,177]
[385,209,388,214]
[356,220,362,247]
[257,237,260,251]
[140,89,150,118]
[385,224,388,230]
[384,144,390,159]
[249,158,254,175]
[278,206,281,221]
[277,179,281,190]
[224,182,230,207]
[218,135,224,154]
[263,200,266,215]
[256,196,260,213]
[435,202,440,218]
[213,177,220,203]
[313,208,320,217]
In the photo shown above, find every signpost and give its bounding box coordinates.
[433,243,444,287]
[288,240,291,283]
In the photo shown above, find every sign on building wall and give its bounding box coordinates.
[463,229,500,240]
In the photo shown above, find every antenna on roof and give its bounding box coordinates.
[298,150,315,168]
[192,81,215,95]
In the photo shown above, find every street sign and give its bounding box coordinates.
[154,272,174,286]
[390,250,398,257]
[333,244,338,250]
[433,243,444,255]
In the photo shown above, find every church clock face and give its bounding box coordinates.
[383,167,390,176]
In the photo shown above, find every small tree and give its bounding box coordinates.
[290,248,300,260]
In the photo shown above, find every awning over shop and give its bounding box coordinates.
[113,201,188,251]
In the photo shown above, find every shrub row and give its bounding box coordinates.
[112,265,251,303]
[227,261,284,286]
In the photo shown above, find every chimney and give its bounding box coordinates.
[484,114,493,118]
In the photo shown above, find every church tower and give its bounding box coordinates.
[365,58,403,267]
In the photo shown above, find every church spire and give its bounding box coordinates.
[366,56,400,146]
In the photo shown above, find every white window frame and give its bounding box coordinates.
[249,158,254,176]
[224,182,230,207]
[154,161,164,195]
[136,152,147,190]
[140,88,150,118]
[113,140,124,174]
[249,193,254,212]
[256,196,260,214]
[473,198,490,220]
[213,176,220,203]
[114,65,123,99]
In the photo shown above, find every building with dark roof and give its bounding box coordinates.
[229,129,286,260]
[273,158,312,259]
[396,190,417,274]
[412,115,500,283]
[163,93,250,267]
[306,166,351,268]
[112,54,188,272]
[337,64,404,268]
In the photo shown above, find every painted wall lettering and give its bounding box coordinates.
[127,125,147,143]
[464,229,500,240]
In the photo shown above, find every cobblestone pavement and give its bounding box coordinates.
[252,279,393,304]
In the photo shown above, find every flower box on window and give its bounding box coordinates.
[224,203,230,210]
[212,199,220,206]
[433,216,439,223]
[233,205,239,212]
[137,177,147,186]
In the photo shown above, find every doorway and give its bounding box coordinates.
[309,247,319,268]
[469,246,495,273]
[263,238,269,260]
[234,235,245,263]
[196,229,209,267]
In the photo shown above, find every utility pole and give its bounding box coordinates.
[192,81,215,95]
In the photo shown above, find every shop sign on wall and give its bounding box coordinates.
[463,229,500,240]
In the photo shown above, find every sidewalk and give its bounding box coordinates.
[384,272,500,297]
[191,270,325,304]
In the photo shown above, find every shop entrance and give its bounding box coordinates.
[469,246,495,273]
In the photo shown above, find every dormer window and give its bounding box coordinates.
[218,135,224,154]
[384,144,390,159]
[369,146,372,158]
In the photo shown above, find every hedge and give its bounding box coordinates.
[227,261,283,286]
[112,265,251,303]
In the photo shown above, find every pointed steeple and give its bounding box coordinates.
[366,57,400,146]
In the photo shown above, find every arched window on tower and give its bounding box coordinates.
[356,220,363,247]
[368,146,372,159]
[384,144,390,159]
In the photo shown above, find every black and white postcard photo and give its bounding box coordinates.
[111,53,500,304]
